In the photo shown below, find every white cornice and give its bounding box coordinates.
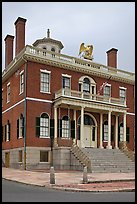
[2,45,135,85]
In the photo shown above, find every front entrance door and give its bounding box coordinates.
[84,126,97,148]
[5,152,10,168]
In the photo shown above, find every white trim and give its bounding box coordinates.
[62,74,72,78]
[119,86,127,90]
[127,112,135,116]
[7,82,10,86]
[106,83,111,86]
[26,97,52,103]
[20,70,24,75]
[40,91,51,94]
[40,69,51,74]
[2,99,25,114]
[2,97,52,114]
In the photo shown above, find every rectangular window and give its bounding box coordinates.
[103,85,111,97]
[7,83,10,103]
[62,120,69,138]
[40,151,49,162]
[6,121,10,142]
[62,76,70,89]
[20,72,24,94]
[120,88,126,104]
[40,72,50,93]
[18,150,22,162]
[2,89,3,107]
[40,118,49,137]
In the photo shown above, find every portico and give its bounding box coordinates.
[53,88,128,149]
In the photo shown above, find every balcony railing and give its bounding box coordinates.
[2,45,135,84]
[55,88,126,106]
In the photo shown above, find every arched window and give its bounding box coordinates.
[62,116,70,138]
[103,121,108,141]
[40,113,49,138]
[42,47,47,56]
[83,78,90,93]
[78,114,95,126]
[51,47,55,57]
[119,123,123,142]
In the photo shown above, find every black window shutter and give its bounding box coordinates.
[118,126,120,142]
[58,119,62,137]
[111,125,114,142]
[5,125,6,141]
[17,119,19,139]
[22,117,24,137]
[8,123,10,141]
[71,120,75,139]
[126,127,130,142]
[102,124,104,141]
[36,117,40,137]
[77,126,80,140]
[50,119,54,139]
[2,126,3,142]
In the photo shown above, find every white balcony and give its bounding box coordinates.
[55,88,126,107]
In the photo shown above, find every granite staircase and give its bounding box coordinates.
[82,147,135,173]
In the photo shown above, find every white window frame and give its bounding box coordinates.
[103,123,108,141]
[6,121,10,142]
[40,69,51,94]
[62,74,71,90]
[19,70,24,94]
[103,83,111,97]
[62,116,70,138]
[19,114,24,139]
[119,86,126,104]
[2,88,3,107]
[7,82,10,103]
[40,113,50,138]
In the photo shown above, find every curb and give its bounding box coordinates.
[2,177,135,193]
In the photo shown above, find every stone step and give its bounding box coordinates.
[81,147,135,173]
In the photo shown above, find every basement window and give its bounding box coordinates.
[40,151,49,162]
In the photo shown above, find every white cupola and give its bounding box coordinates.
[33,29,64,54]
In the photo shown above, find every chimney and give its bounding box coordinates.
[4,35,14,68]
[106,48,118,68]
[14,17,27,55]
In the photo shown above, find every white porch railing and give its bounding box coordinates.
[55,88,126,106]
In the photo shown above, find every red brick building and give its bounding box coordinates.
[2,17,135,170]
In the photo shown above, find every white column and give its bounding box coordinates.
[123,112,126,142]
[54,106,58,146]
[115,115,118,149]
[99,113,103,148]
[80,106,84,148]
[73,109,77,144]
[107,110,112,149]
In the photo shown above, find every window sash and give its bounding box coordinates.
[103,86,110,97]
[63,77,70,89]
[40,73,50,92]
[7,85,10,102]
[20,73,24,93]
[104,124,108,141]
[62,120,69,138]
[40,117,49,137]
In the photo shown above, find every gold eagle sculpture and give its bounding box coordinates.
[79,43,93,60]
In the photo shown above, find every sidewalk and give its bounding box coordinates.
[2,167,135,192]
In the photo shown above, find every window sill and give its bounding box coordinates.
[19,92,24,95]
[40,91,51,94]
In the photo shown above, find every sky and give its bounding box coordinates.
[2,2,135,73]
